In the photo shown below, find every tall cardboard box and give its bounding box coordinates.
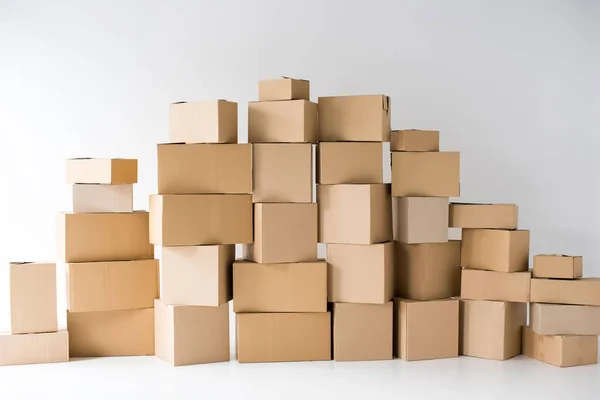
[169,100,238,144]
[449,203,518,229]
[533,254,583,279]
[522,326,598,367]
[390,130,439,152]
[461,229,530,273]
[0,330,69,366]
[530,303,600,335]
[393,197,449,243]
[258,77,310,101]
[317,142,383,184]
[391,152,460,197]
[460,269,531,303]
[72,184,134,213]
[248,100,317,143]
[530,278,600,306]
[66,158,138,184]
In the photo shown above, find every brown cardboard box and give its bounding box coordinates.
[318,95,391,142]
[161,245,234,307]
[242,203,317,263]
[395,241,461,300]
[333,302,393,361]
[391,152,460,197]
[449,203,518,229]
[66,158,138,184]
[460,269,531,303]
[530,278,600,306]
[327,242,394,304]
[9,262,57,334]
[155,299,229,366]
[67,308,154,357]
[149,194,252,246]
[522,326,598,367]
[236,312,331,363]
[390,130,439,152]
[317,142,383,184]
[533,254,583,279]
[461,229,530,272]
[248,100,317,143]
[0,330,68,366]
[530,303,600,335]
[395,298,459,361]
[169,100,237,144]
[253,143,312,203]
[460,299,526,360]
[72,184,133,213]
[259,77,310,101]
[157,143,252,195]
[66,259,159,312]
[233,260,327,313]
[317,184,392,244]
[393,197,449,243]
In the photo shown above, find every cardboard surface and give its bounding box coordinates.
[393,197,449,243]
[522,326,598,368]
[0,330,68,366]
[530,303,600,335]
[259,77,310,101]
[390,130,439,151]
[72,184,133,213]
[66,158,138,184]
[317,142,383,184]
[391,152,460,197]
[461,229,530,272]
[530,278,600,306]
[449,203,518,229]
[460,269,531,303]
[533,254,583,279]
[248,100,317,143]
[169,100,238,144]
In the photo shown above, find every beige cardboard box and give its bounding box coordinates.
[243,203,317,263]
[248,100,317,143]
[155,299,229,366]
[327,242,394,304]
[395,241,461,300]
[0,330,68,366]
[157,143,252,195]
[236,312,331,363]
[161,245,234,307]
[391,152,460,197]
[66,259,159,312]
[149,194,252,246]
[393,197,449,243]
[317,142,383,184]
[318,95,391,142]
[169,100,237,144]
[317,184,392,244]
[333,302,393,361]
[390,130,439,152]
[253,143,312,203]
[461,269,531,303]
[72,184,133,213]
[533,254,582,279]
[233,260,327,313]
[9,262,57,334]
[395,298,459,361]
[460,299,526,360]
[522,326,598,367]
[530,278,600,306]
[66,158,138,184]
[530,303,600,335]
[449,203,518,229]
[259,77,310,101]
[461,229,530,272]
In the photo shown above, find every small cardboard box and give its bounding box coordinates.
[161,245,234,307]
[72,184,133,213]
[0,330,68,366]
[530,303,600,335]
[317,142,383,184]
[259,77,310,101]
[395,241,461,301]
[9,262,57,334]
[317,184,392,244]
[248,100,317,143]
[236,312,331,363]
[393,197,449,243]
[169,100,237,144]
[460,299,526,360]
[149,194,252,246]
[390,130,439,151]
[461,269,531,303]
[394,298,459,361]
[461,229,530,273]
[533,254,582,279]
[242,203,317,264]
[333,302,393,361]
[66,158,138,184]
[522,326,598,368]
[318,95,391,142]
[66,259,159,312]
[155,299,229,366]
[157,143,252,195]
[530,278,600,306]
[449,203,518,229]
[391,152,460,197]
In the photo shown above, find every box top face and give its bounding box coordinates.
[263,76,309,83]
[171,99,233,105]
[450,202,516,207]
[535,254,580,258]
[9,261,54,267]
[392,129,439,133]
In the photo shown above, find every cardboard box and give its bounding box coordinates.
[533,254,582,279]
[318,95,391,142]
[149,194,252,246]
[0,330,68,366]
[395,241,461,300]
[253,143,312,202]
[236,312,331,363]
[461,229,530,273]
[449,203,518,229]
[157,143,252,195]
[393,197,449,243]
[317,184,392,244]
[522,326,598,368]
[460,269,531,303]
[390,130,439,152]
[242,203,317,263]
[391,152,460,197]
[248,100,317,143]
[155,299,229,366]
[9,262,57,334]
[317,142,383,184]
[66,259,159,312]
[530,278,600,306]
[333,302,393,361]
[66,158,137,184]
[460,299,526,360]
[530,303,600,335]
[72,184,133,213]
[67,308,154,357]
[327,242,394,304]
[57,212,154,263]
[259,77,310,101]
[395,298,459,361]
[169,100,237,144]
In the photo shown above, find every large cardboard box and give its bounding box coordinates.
[169,100,237,144]
[248,100,317,143]
[9,262,57,334]
[449,203,518,229]
[390,130,439,152]
[161,245,234,307]
[333,302,393,361]
[72,184,133,213]
[154,299,229,366]
[236,312,331,363]
[66,259,159,312]
[317,142,383,184]
[157,143,252,195]
[233,260,327,313]
[57,212,154,263]
[530,303,600,335]
[461,229,530,273]
[460,299,526,360]
[460,269,531,303]
[530,278,600,306]
[66,158,137,184]
[149,194,252,246]
[0,330,68,366]
[317,184,392,244]
[393,197,449,243]
[318,95,391,142]
[327,242,394,304]
[522,326,598,368]
[259,77,309,101]
[533,254,582,279]
[391,152,460,197]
